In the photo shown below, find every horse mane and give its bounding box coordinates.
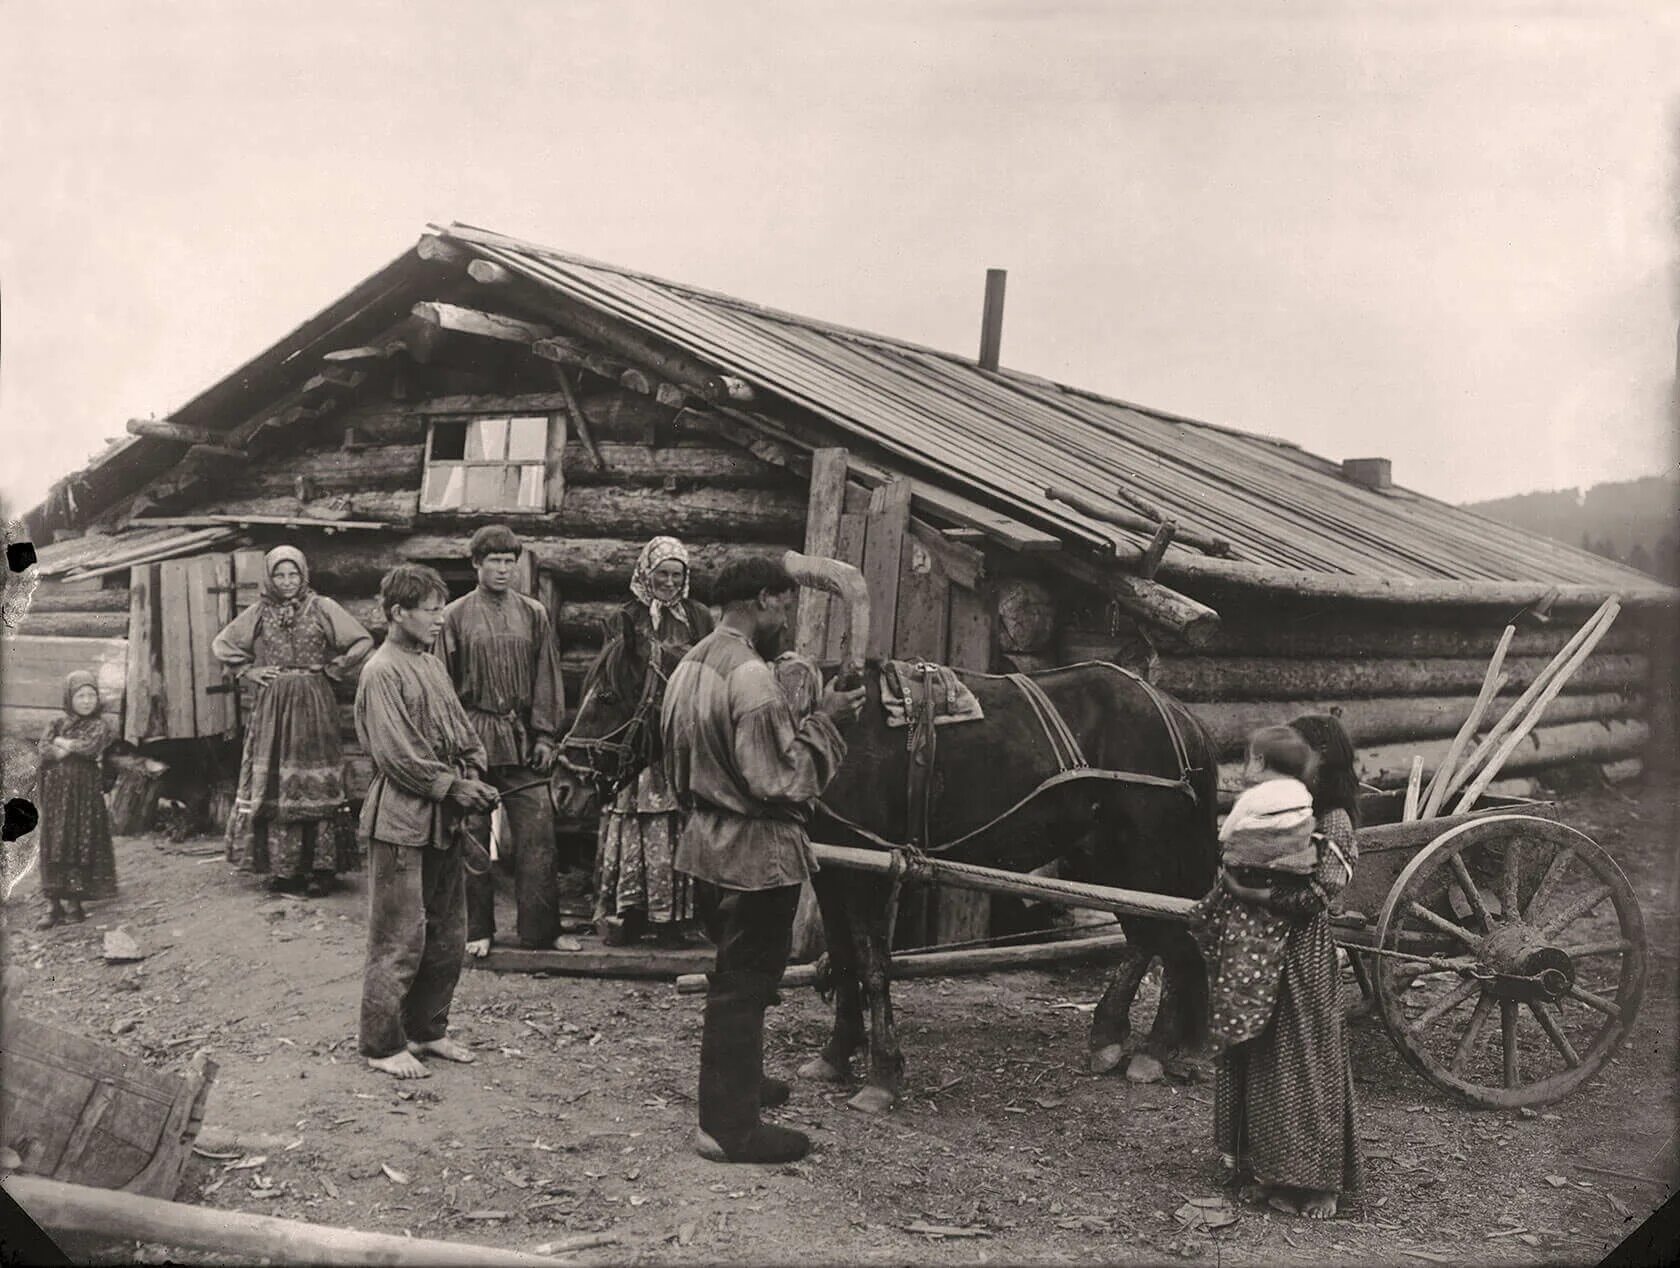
[582,626,644,702]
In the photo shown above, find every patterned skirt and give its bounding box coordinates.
[593,785,693,926]
[226,673,357,878]
[1213,912,1363,1203]
[38,757,117,901]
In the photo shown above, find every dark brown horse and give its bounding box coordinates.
[561,644,1219,1113]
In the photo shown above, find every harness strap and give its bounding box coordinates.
[1006,672,1088,771]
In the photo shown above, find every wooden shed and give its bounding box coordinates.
[9,222,1675,943]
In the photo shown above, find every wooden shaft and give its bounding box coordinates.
[1453,603,1623,813]
[1438,600,1617,806]
[2,1174,565,1267]
[1418,625,1515,816]
[808,842,1202,922]
[675,928,1133,995]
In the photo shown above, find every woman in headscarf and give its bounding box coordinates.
[213,546,373,897]
[591,536,715,946]
[35,671,118,926]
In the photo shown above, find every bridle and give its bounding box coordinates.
[564,654,669,797]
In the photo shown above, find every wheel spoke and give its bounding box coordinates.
[1500,1001,1520,1088]
[1566,983,1621,1019]
[1539,886,1613,939]
[1557,939,1632,958]
[1405,900,1483,949]
[1449,854,1496,931]
[1500,839,1523,923]
[1523,848,1573,923]
[1408,976,1481,1033]
[1451,994,1497,1075]
[1528,1002,1582,1068]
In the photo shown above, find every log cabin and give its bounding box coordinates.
[7,222,1675,948]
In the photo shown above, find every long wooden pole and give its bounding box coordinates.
[3,1175,568,1267]
[808,842,1202,922]
[675,928,1133,996]
[1419,624,1516,817]
[1435,600,1617,809]
[1453,602,1622,814]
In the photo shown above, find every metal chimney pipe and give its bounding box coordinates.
[978,269,1007,371]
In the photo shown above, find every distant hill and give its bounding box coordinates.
[1463,475,1680,583]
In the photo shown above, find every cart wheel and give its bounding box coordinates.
[1372,815,1645,1108]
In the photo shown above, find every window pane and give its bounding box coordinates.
[467,417,509,461]
[422,464,465,510]
[464,466,507,507]
[517,464,544,508]
[430,421,467,461]
[508,416,548,461]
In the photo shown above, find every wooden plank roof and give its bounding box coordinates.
[441,223,1666,597]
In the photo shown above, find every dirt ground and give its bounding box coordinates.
[2,780,1676,1267]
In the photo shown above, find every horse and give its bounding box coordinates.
[561,635,1220,1114]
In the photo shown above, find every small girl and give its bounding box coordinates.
[35,671,118,927]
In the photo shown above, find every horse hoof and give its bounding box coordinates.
[846,1084,896,1114]
[797,1055,848,1084]
[1089,1044,1126,1075]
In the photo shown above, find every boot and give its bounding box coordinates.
[695,972,809,1164]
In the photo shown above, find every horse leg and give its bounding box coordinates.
[1147,929,1212,1078]
[847,881,903,1114]
[798,875,863,1084]
[1088,940,1154,1075]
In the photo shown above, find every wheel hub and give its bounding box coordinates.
[1476,925,1574,1001]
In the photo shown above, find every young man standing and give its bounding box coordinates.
[356,565,499,1079]
[661,556,866,1164]
[437,525,567,954]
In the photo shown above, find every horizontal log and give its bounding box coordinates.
[1189,690,1642,758]
[1164,558,1675,612]
[191,491,416,527]
[415,232,467,264]
[184,443,249,464]
[472,945,713,979]
[306,535,790,597]
[12,609,130,639]
[4,1173,564,1268]
[21,586,130,614]
[125,419,217,445]
[1152,653,1649,702]
[1048,553,1220,647]
[1215,717,1650,799]
[1104,618,1649,661]
[412,301,553,344]
[2,703,61,738]
[675,929,1134,995]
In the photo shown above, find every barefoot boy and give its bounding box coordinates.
[356,565,500,1079]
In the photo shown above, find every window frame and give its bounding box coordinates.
[418,410,559,514]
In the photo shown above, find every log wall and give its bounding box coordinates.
[1057,596,1668,808]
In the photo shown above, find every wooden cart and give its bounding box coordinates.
[806,790,1647,1111]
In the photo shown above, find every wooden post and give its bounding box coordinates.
[977,268,1006,371]
[861,479,912,661]
[159,559,196,738]
[796,449,848,658]
[542,410,568,511]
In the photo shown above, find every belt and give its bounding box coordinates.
[272,667,324,676]
[468,704,524,722]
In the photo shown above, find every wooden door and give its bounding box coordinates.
[148,553,239,739]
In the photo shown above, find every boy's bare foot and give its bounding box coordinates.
[465,938,491,959]
[408,1037,475,1063]
[1297,1190,1337,1220]
[368,1050,430,1079]
[1265,1187,1300,1215]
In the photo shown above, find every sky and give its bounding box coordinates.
[2,0,1677,516]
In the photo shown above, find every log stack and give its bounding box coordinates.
[1059,599,1662,806]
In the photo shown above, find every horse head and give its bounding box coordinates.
[559,628,665,798]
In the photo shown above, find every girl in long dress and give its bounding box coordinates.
[1199,712,1364,1219]
[35,671,118,927]
[592,536,714,946]
[213,546,373,897]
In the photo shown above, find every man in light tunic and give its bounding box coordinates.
[661,556,864,1164]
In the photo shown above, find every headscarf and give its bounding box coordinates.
[261,545,315,633]
[58,670,108,742]
[62,670,103,719]
[628,536,691,630]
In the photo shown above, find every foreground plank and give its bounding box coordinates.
[3,1174,569,1267]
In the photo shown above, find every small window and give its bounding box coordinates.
[421,415,549,512]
